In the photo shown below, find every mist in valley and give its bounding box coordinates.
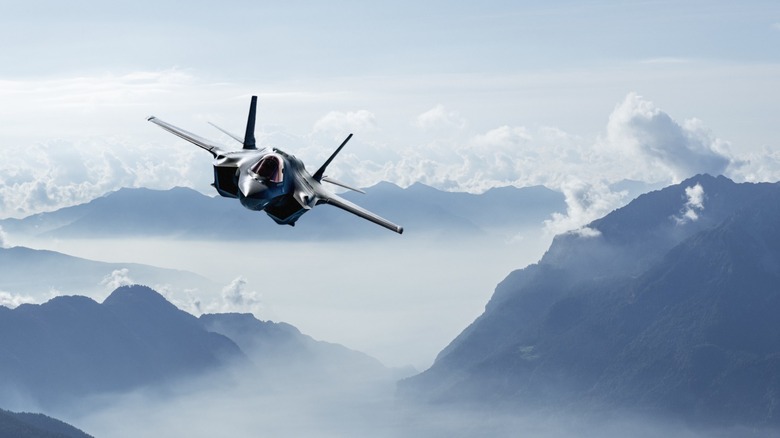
[7,228,777,437]
[11,232,550,370]
[52,357,776,438]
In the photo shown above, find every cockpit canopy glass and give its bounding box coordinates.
[250,154,284,183]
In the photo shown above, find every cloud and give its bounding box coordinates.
[100,268,134,290]
[218,276,263,315]
[601,93,732,182]
[414,104,466,130]
[544,179,627,235]
[0,226,7,248]
[0,137,202,218]
[3,78,780,222]
[313,110,377,136]
[674,183,705,224]
[0,291,36,308]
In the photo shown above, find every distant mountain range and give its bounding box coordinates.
[0,408,93,438]
[0,245,213,298]
[401,175,780,427]
[0,285,390,411]
[0,182,566,240]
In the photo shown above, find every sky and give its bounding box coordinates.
[1,0,780,221]
[1,0,780,366]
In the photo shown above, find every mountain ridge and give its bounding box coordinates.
[0,285,392,412]
[401,175,780,427]
[0,245,214,299]
[0,182,566,240]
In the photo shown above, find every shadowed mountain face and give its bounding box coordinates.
[0,183,565,240]
[200,313,396,381]
[402,175,780,427]
[0,285,242,409]
[0,285,393,413]
[0,408,93,438]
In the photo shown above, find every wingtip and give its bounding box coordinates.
[147,116,156,122]
[397,226,404,235]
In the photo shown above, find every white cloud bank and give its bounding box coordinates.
[1,72,779,233]
[313,110,377,136]
[0,291,36,308]
[414,104,466,130]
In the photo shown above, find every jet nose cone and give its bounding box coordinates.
[239,174,268,198]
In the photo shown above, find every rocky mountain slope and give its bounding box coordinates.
[401,175,780,427]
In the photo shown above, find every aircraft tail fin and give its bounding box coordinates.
[313,133,353,181]
[243,96,257,150]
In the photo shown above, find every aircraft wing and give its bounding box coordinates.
[318,192,403,234]
[147,116,224,156]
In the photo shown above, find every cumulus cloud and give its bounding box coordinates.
[4,80,779,222]
[0,291,36,308]
[414,104,466,130]
[313,110,376,136]
[674,183,705,224]
[0,137,201,218]
[218,276,263,315]
[729,146,780,183]
[602,93,732,182]
[101,268,134,290]
[544,179,627,235]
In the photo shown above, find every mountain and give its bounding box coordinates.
[0,285,393,412]
[0,183,566,240]
[200,313,395,381]
[401,175,780,427]
[0,285,243,409]
[0,245,214,298]
[0,409,93,438]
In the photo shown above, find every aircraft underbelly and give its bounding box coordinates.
[264,194,308,226]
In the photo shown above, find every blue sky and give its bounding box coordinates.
[1,0,780,225]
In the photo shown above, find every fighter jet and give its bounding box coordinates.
[147,96,403,234]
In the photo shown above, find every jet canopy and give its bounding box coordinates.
[250,154,284,183]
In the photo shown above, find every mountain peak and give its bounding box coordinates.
[404,176,780,426]
[102,284,174,310]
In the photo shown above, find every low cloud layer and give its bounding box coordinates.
[1,74,779,230]
[0,291,35,308]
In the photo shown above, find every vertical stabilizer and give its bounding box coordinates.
[243,96,257,150]
[313,133,353,181]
